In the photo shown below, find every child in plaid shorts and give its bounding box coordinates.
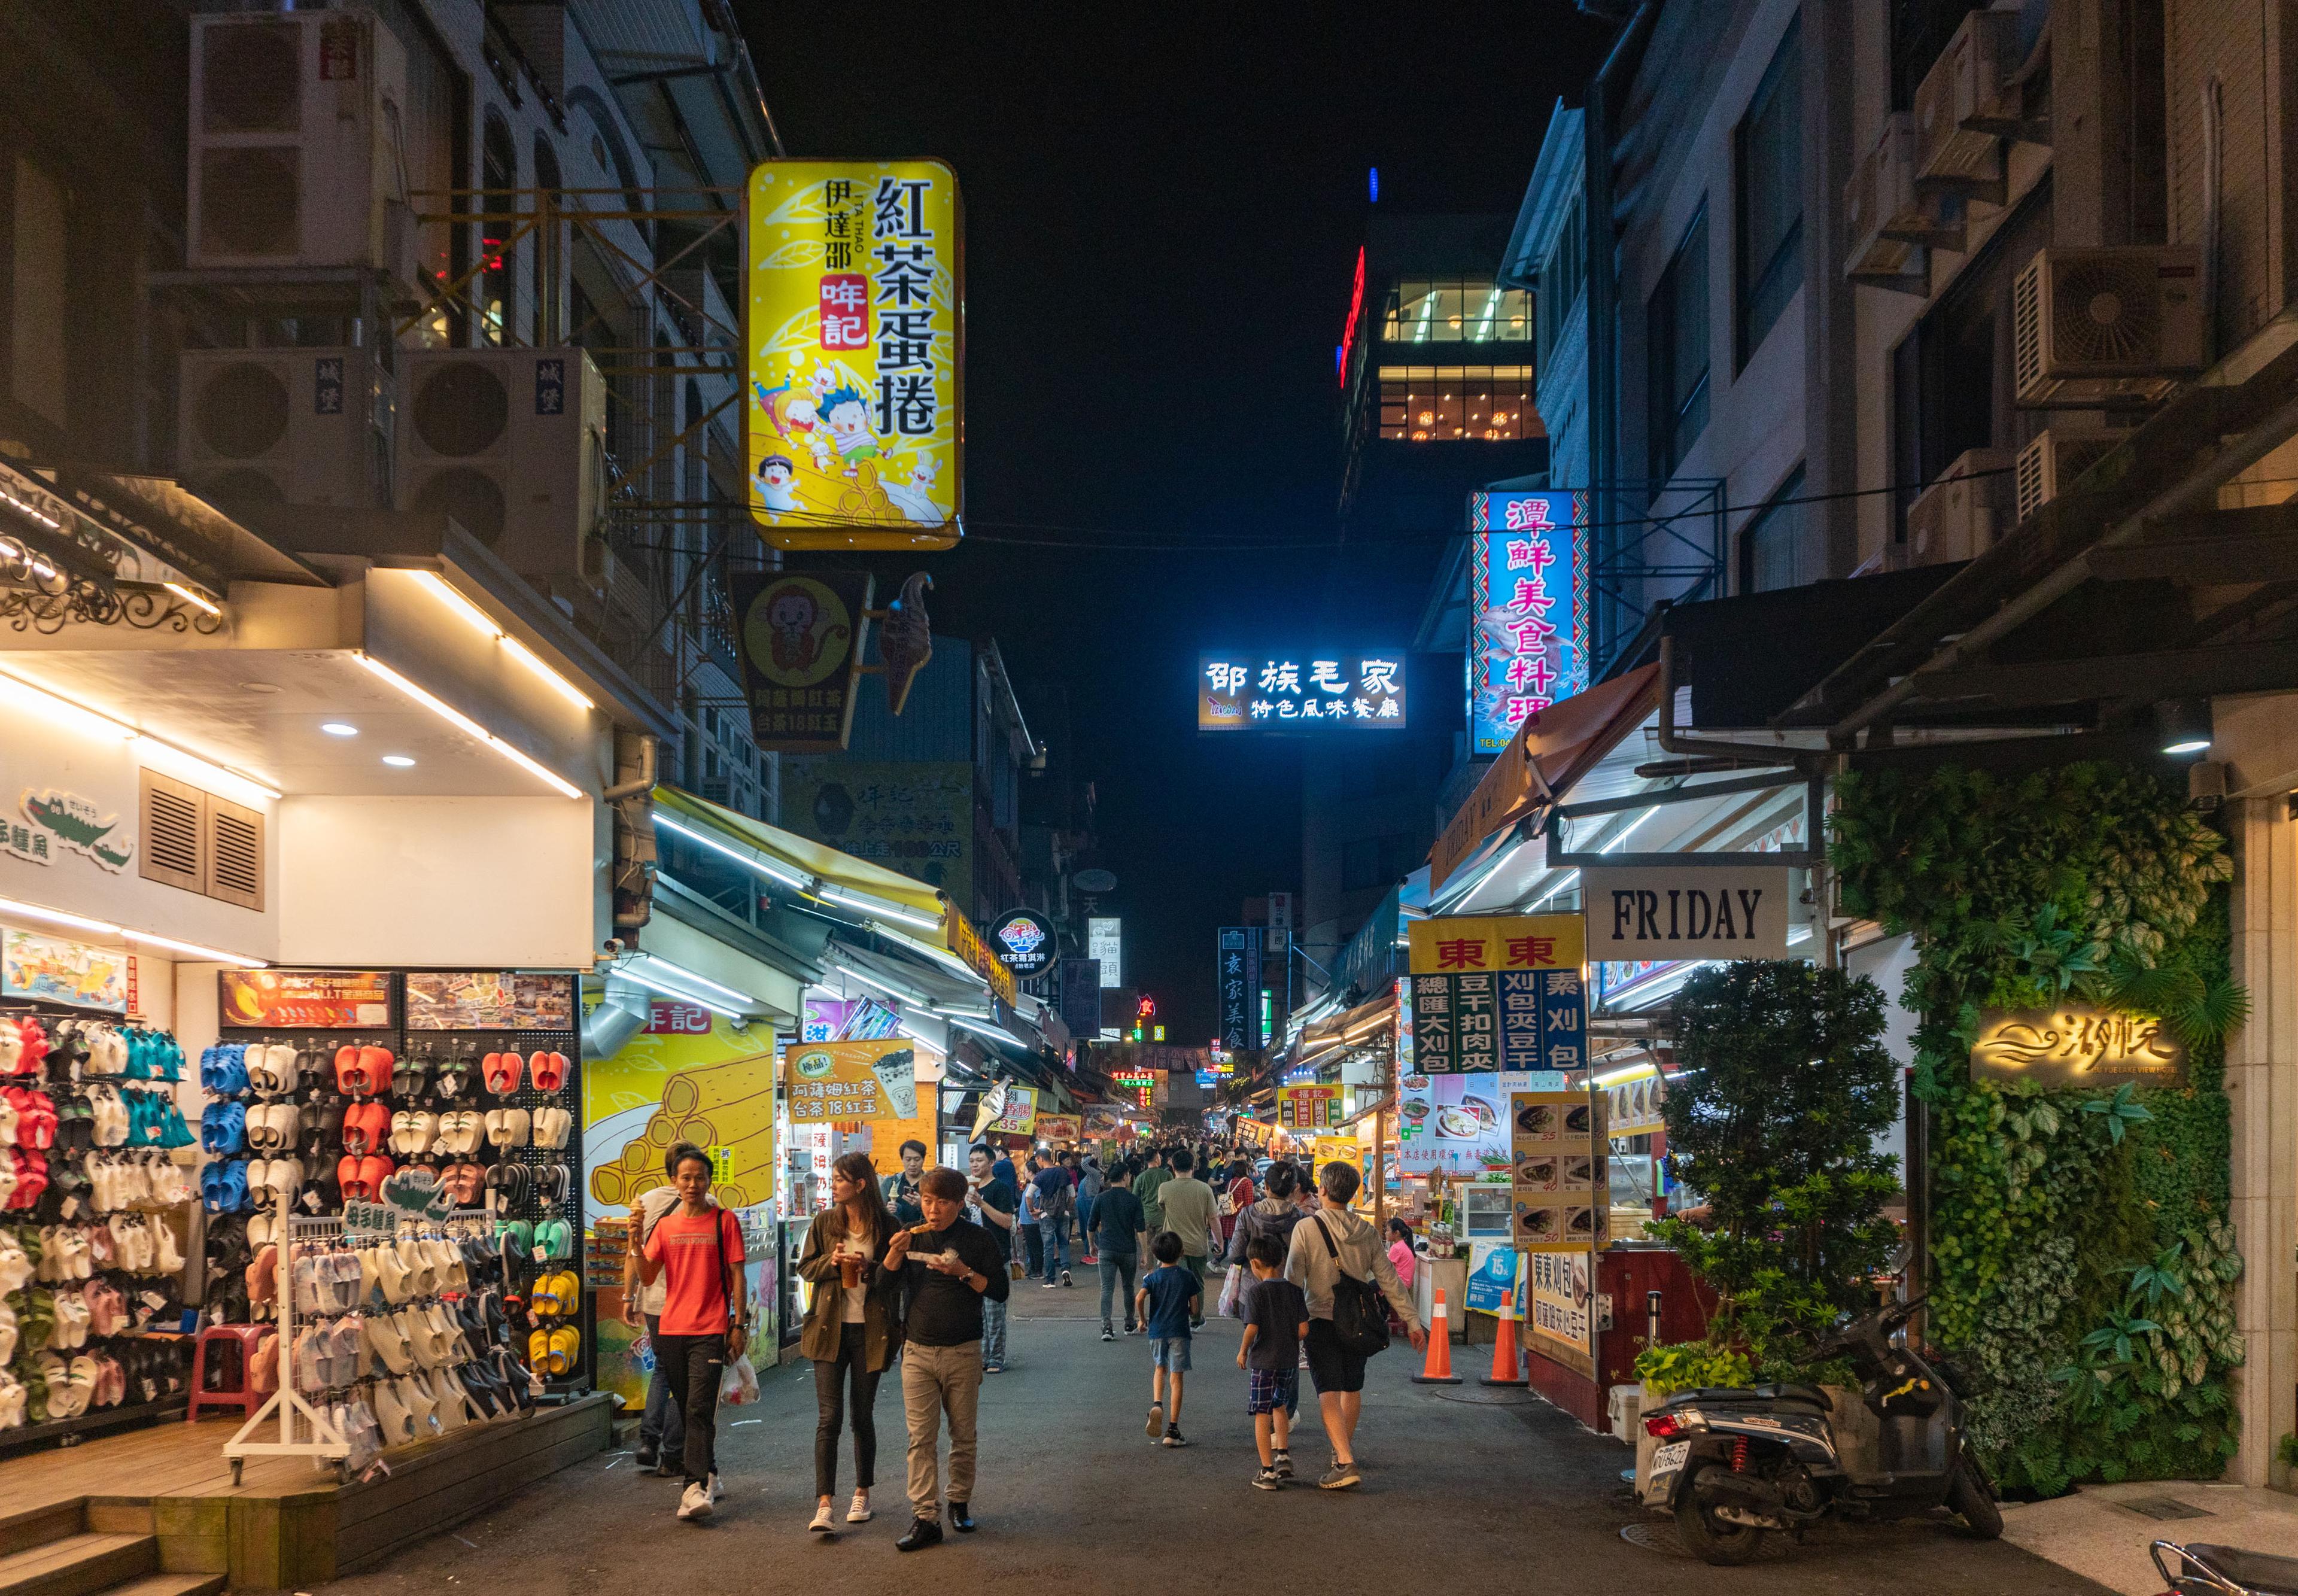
[1236,1234,1309,1489]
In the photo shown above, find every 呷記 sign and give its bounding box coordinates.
[1967,1003,2188,1089]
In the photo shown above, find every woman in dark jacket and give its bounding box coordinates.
[796,1151,904,1533]
[1227,1159,1308,1266]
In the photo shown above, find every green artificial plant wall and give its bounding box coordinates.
[1830,762,2246,1495]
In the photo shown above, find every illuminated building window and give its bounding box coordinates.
[1382,279,1533,344]
[1378,366,1538,442]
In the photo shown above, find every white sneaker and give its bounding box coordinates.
[678,1481,713,1521]
[846,1490,873,1524]
[707,1471,724,1505]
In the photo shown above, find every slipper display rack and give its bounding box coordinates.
[0,1001,199,1455]
[209,992,591,1397]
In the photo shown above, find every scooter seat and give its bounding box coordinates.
[2181,1545,2298,1595]
[1756,1382,1834,1410]
[1668,1384,1832,1412]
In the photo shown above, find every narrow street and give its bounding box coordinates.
[326,1284,2108,1596]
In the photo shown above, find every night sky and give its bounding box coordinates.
[748,4,1616,1038]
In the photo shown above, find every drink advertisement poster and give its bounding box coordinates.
[785,1041,919,1124]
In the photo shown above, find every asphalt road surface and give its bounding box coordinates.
[326,1272,2114,1595]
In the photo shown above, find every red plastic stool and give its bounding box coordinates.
[187,1324,270,1421]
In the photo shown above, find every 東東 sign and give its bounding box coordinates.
[1582,865,1794,961]
[1969,1005,2188,1088]
[1198,654,1408,731]
[744,159,962,550]
[1469,491,1588,756]
[1406,914,1587,1075]
[989,908,1056,978]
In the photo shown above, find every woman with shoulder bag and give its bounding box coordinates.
[1281,1162,1424,1492]
[637,1143,750,1522]
[796,1151,905,1534]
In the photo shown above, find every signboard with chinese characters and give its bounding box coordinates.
[1198,654,1408,732]
[785,1040,917,1123]
[1,928,127,1013]
[1509,1089,1608,1254]
[1089,916,1123,987]
[220,969,392,1029]
[990,1086,1038,1136]
[1217,926,1262,1051]
[1525,1248,1595,1375]
[11,788,133,872]
[782,758,971,912]
[1406,914,1586,1075]
[405,971,576,1032]
[989,908,1056,978]
[1108,1068,1157,1111]
[728,571,874,753]
[944,904,1019,1007]
[1582,864,1795,961]
[1277,1083,1342,1132]
[1969,1005,2188,1089]
[744,159,962,550]
[1469,491,1588,756]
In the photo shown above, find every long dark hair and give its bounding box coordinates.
[832,1151,895,1248]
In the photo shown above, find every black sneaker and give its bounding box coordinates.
[1101,1329,1115,1342]
[1253,1466,1283,1490]
[1062,1269,1072,1286]
[634,1447,658,1469]
[1163,1425,1187,1448]
[1273,1449,1294,1479]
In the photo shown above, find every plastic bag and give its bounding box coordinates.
[719,1352,759,1406]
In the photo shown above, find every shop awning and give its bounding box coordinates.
[1430,662,1662,890]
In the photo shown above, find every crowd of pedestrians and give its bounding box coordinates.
[622,1133,1427,1543]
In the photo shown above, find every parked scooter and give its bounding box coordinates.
[1639,1296,2000,1564]
[2152,1540,2298,1594]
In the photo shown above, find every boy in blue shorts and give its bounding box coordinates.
[1236,1232,1309,1487]
[1135,1230,1199,1448]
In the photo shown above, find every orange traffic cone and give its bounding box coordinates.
[1411,1287,1463,1384]
[1481,1290,1528,1387]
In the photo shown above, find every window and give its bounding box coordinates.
[1376,366,1537,442]
[1382,279,1533,344]
[1647,208,1710,479]
[1536,198,1586,364]
[1735,17,1802,367]
[1739,466,1807,593]
[479,112,518,346]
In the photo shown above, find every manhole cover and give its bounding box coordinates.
[1622,1522,1686,1557]
[2118,1496,2215,1522]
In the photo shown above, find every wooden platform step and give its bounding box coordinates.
[0,1530,154,1596]
[79,1577,223,1596]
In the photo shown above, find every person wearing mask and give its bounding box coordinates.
[1134,1145,1172,1242]
[881,1141,928,1227]
[796,1152,905,1534]
[886,1165,1011,1551]
[636,1144,749,1521]
[1153,1148,1219,1330]
[1093,1160,1147,1340]
[622,1145,691,1476]
[1282,1163,1425,1492]
[965,1145,1019,1373]
[1075,1151,1105,1266]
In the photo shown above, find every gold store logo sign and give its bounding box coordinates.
[1968,1004,2187,1088]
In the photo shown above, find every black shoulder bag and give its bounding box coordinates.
[1315,1214,1390,1357]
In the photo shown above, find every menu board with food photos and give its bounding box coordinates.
[1604,1069,1666,1138]
[1509,1089,1609,1254]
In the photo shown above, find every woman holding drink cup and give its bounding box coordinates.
[797,1151,905,1534]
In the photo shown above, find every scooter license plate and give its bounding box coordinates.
[1652,1440,1688,1473]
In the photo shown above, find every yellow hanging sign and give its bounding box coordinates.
[744,159,963,551]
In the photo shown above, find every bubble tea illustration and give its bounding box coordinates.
[872,1047,919,1120]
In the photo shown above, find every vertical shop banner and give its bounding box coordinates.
[1276,1083,1342,1132]
[582,993,779,1409]
[1509,1090,1608,1253]
[1525,1250,1596,1376]
[1217,926,1262,1051]
[784,1040,916,1123]
[1468,490,1588,755]
[729,570,874,753]
[1406,914,1586,1074]
[1088,916,1123,986]
[745,159,962,550]
[1058,957,1102,1044]
[781,757,973,910]
[945,904,1019,1007]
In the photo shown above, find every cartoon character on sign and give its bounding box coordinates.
[768,587,828,673]
[744,576,855,692]
[755,454,802,514]
[820,385,879,467]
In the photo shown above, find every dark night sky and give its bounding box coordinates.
[746,4,1616,1038]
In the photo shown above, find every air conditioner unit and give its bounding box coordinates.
[2013,247,2205,406]
[187,8,414,284]
[1844,114,1953,288]
[1913,8,2020,195]
[394,348,607,581]
[1905,448,2015,566]
[177,347,394,515]
[2015,428,2127,523]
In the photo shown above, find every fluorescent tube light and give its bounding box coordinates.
[354,652,582,799]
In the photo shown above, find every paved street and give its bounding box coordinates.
[329,1274,2112,1595]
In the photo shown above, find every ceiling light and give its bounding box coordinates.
[816,883,944,931]
[409,570,499,639]
[500,635,594,710]
[124,929,267,968]
[321,723,359,737]
[653,812,810,889]
[382,754,417,768]
[831,960,926,1005]
[408,570,595,712]
[0,895,266,966]
[354,652,582,798]
[0,895,122,937]
[0,667,136,743]
[631,954,752,1006]
[162,581,223,618]
[2156,698,2213,757]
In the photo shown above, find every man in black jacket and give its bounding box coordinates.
[887,1165,1011,1550]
